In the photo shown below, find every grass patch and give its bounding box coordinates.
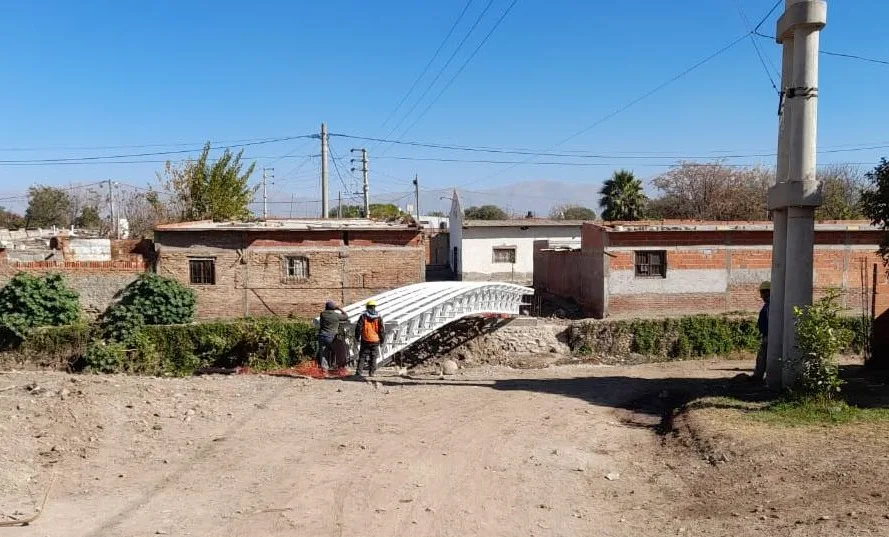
[689,396,889,426]
[754,399,889,426]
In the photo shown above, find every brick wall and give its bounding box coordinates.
[533,240,605,317]
[154,229,426,320]
[604,243,889,318]
[536,225,889,319]
[0,258,151,316]
[425,232,450,265]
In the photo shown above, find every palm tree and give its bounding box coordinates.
[599,170,647,221]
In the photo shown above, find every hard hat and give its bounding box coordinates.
[366,300,377,307]
[759,281,771,292]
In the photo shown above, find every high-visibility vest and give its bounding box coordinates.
[361,316,381,343]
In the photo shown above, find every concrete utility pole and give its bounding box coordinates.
[413,174,420,219]
[766,0,827,390]
[351,148,369,218]
[261,167,274,220]
[337,191,342,219]
[320,122,329,219]
[107,179,118,239]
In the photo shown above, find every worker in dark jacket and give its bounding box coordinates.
[752,281,770,382]
[317,301,349,372]
[354,300,385,377]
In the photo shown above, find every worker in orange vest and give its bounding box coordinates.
[354,300,385,377]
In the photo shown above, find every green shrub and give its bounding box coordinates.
[140,317,315,376]
[571,314,767,363]
[791,289,852,399]
[101,273,195,342]
[83,340,128,373]
[0,273,80,347]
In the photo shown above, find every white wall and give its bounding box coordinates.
[448,196,464,273]
[459,226,580,282]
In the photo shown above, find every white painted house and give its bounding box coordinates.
[448,192,582,285]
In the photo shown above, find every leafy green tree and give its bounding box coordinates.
[329,205,362,218]
[861,158,889,260]
[328,204,403,219]
[0,206,25,229]
[159,142,257,222]
[369,203,403,219]
[25,186,72,228]
[464,205,508,220]
[599,170,647,221]
[75,205,104,229]
[550,204,596,220]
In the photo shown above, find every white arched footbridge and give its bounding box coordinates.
[327,282,534,368]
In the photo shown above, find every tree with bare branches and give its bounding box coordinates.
[649,161,772,221]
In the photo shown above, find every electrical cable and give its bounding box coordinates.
[374,0,475,134]
[0,135,316,164]
[731,0,780,92]
[331,133,889,160]
[753,31,889,66]
[379,0,498,143]
[391,0,520,142]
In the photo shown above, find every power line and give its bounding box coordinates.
[393,0,520,141]
[0,154,319,166]
[0,135,317,164]
[0,180,113,203]
[351,154,874,169]
[379,0,498,145]
[731,0,780,92]
[374,0,475,134]
[331,133,889,160]
[753,0,783,34]
[0,135,303,153]
[455,0,786,187]
[753,31,889,66]
[455,33,751,188]
[327,141,354,199]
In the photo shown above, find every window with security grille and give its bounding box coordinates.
[188,258,216,285]
[634,251,666,278]
[285,256,309,280]
[492,247,517,264]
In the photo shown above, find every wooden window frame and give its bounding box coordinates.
[188,258,216,285]
[634,250,667,278]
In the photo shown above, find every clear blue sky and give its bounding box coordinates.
[1,0,887,215]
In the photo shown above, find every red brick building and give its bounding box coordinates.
[153,219,426,320]
[534,221,888,319]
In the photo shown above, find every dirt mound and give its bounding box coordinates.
[662,403,889,534]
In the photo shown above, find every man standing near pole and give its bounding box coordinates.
[751,281,771,383]
[354,300,385,378]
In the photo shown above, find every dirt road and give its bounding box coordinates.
[1,361,886,536]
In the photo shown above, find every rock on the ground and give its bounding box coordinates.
[442,360,459,375]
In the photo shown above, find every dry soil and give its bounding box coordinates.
[1,359,887,536]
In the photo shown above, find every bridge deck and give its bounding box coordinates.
[321,282,534,368]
